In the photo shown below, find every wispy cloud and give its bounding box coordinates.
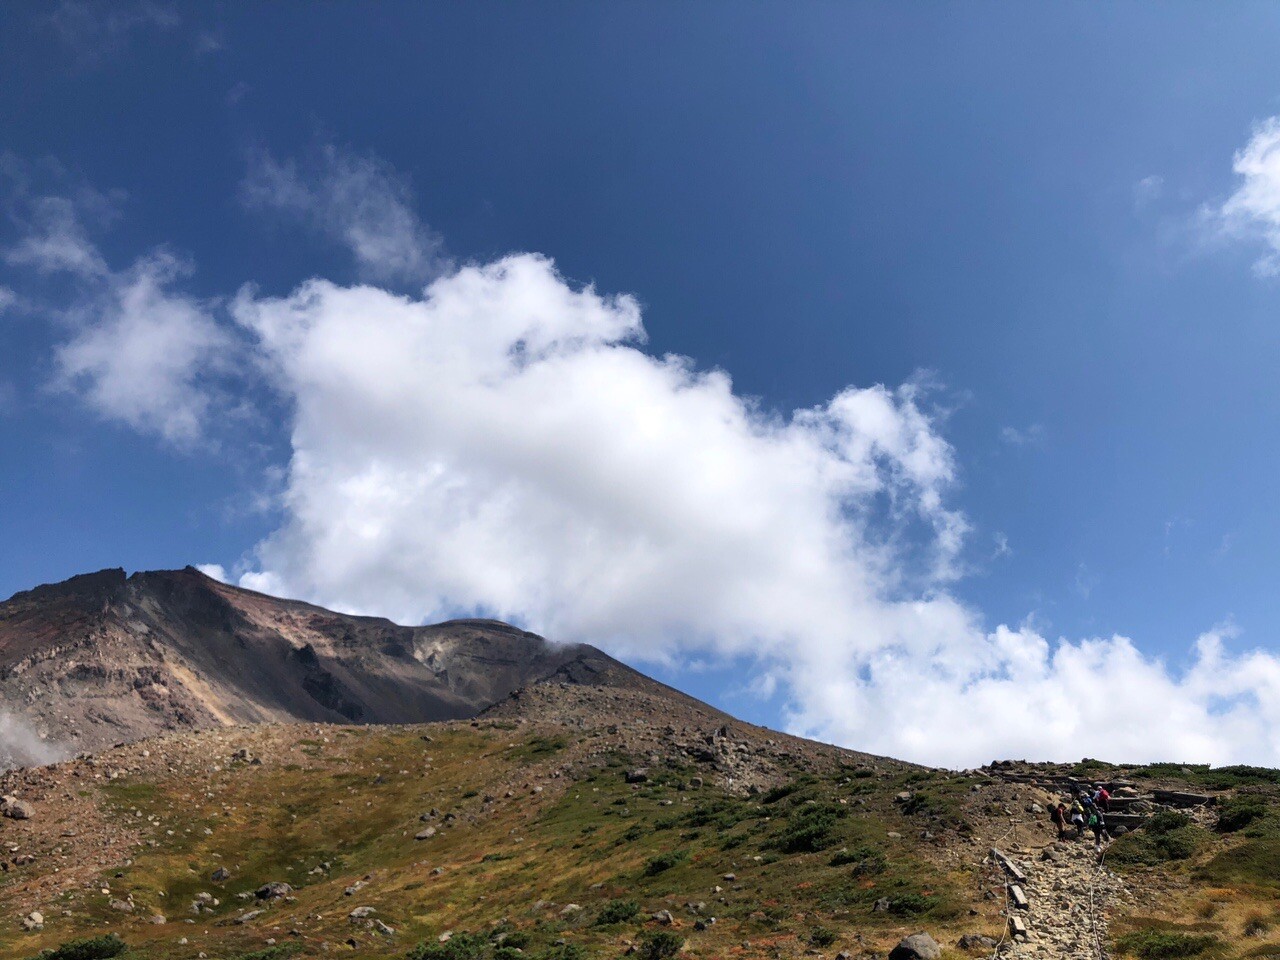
[1074,562,1099,599]
[240,143,449,286]
[1000,422,1045,447]
[46,1,180,67]
[1134,174,1165,209]
[993,532,1012,559]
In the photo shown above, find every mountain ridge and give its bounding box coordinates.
[0,565,668,766]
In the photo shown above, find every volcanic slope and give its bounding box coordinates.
[0,567,663,764]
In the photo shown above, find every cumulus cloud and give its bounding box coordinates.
[241,144,448,285]
[1216,116,1280,276]
[220,250,1280,768]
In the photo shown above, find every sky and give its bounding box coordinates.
[4,2,1280,769]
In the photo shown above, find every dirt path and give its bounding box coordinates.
[993,836,1136,958]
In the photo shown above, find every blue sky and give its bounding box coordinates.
[4,2,1280,767]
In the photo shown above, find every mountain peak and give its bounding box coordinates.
[0,566,655,761]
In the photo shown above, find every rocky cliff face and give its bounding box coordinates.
[0,566,654,764]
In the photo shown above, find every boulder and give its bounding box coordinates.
[889,933,941,960]
[625,769,649,784]
[21,911,43,931]
[2,797,33,820]
[255,881,293,900]
[211,866,230,882]
[957,934,997,951]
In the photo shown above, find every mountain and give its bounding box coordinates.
[0,566,669,765]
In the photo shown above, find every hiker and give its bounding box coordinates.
[1088,810,1110,852]
[1070,799,1087,839]
[1050,801,1068,840]
[1093,785,1111,812]
[1080,789,1097,817]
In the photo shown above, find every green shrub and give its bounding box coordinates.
[596,899,640,925]
[37,937,128,960]
[1216,796,1270,833]
[1148,812,1192,834]
[885,893,935,916]
[1110,814,1206,866]
[761,783,800,803]
[779,805,844,853]
[638,931,684,960]
[807,926,837,947]
[408,932,489,960]
[644,850,688,875]
[829,845,885,874]
[1114,930,1220,958]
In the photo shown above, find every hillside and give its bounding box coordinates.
[1,569,1278,960]
[0,682,1278,960]
[0,567,660,764]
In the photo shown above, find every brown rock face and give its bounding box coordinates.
[0,566,654,764]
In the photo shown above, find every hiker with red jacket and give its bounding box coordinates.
[1093,785,1111,813]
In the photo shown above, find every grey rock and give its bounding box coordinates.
[889,934,941,960]
[2,797,34,820]
[255,881,293,900]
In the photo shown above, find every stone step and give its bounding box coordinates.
[1091,812,1148,832]
[1007,883,1029,910]
[990,847,1027,883]
[1153,789,1214,808]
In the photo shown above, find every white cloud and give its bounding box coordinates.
[223,250,1280,768]
[52,251,237,445]
[0,286,14,313]
[241,144,447,285]
[195,563,228,583]
[1216,116,1280,276]
[26,147,1280,769]
[3,169,239,445]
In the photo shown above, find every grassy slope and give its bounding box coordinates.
[0,721,996,960]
